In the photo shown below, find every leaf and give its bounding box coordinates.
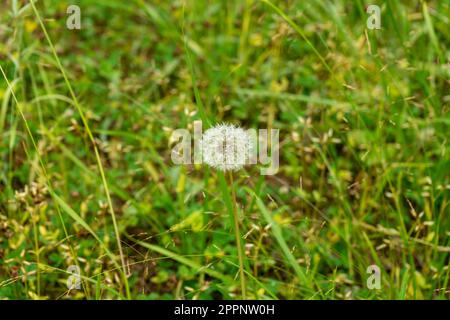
[52,192,120,271]
[245,188,310,288]
[170,210,204,232]
[127,234,232,283]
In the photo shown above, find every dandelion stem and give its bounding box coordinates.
[228,171,246,299]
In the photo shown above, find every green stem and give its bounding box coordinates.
[228,171,246,299]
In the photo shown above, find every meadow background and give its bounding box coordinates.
[0,0,449,300]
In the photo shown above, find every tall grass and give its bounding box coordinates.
[0,0,448,300]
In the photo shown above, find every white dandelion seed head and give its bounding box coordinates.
[201,123,254,171]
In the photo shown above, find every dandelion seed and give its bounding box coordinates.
[201,123,253,171]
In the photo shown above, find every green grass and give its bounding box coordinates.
[0,0,449,300]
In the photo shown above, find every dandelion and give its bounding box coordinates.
[201,123,254,171]
[200,122,253,298]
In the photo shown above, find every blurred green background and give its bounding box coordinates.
[0,0,449,299]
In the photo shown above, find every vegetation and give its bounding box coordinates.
[0,0,448,299]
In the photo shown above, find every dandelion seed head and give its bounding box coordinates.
[201,123,253,171]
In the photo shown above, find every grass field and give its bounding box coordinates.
[0,0,449,300]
